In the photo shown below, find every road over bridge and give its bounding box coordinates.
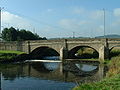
[0,38,120,62]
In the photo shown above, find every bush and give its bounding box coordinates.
[106,56,120,77]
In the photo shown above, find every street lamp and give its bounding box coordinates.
[103,8,106,38]
[0,7,4,38]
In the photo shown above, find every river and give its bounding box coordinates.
[0,59,106,90]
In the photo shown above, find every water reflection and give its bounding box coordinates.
[75,64,98,71]
[43,62,60,71]
[43,56,59,60]
[0,61,107,90]
[63,62,99,77]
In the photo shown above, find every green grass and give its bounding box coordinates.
[106,56,120,77]
[73,74,120,90]
[0,50,25,55]
[0,50,25,60]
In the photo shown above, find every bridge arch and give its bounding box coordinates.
[109,45,120,51]
[30,46,59,59]
[68,45,99,59]
[109,45,120,59]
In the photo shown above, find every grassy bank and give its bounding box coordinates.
[73,74,120,90]
[0,50,25,60]
[73,54,120,90]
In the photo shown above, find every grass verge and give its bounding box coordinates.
[73,74,120,90]
[0,50,25,54]
[0,50,25,60]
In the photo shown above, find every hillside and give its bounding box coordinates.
[95,34,120,38]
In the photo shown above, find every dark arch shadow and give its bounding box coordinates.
[109,46,120,59]
[30,46,59,59]
[68,46,99,59]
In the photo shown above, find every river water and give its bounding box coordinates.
[0,59,105,90]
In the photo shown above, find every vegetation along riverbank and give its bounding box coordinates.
[73,49,120,90]
[0,50,25,62]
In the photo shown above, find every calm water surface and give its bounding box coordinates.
[0,60,105,90]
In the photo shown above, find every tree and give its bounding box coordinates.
[2,27,18,41]
[2,27,46,41]
[9,27,18,41]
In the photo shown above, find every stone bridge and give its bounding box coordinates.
[0,38,120,62]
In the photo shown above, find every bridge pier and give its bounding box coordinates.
[99,46,109,62]
[27,41,31,54]
[60,47,68,61]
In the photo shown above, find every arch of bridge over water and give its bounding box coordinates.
[1,38,120,62]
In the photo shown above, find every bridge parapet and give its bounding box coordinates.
[0,41,24,52]
[106,39,120,50]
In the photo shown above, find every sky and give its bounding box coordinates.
[1,0,120,38]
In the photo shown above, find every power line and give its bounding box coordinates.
[3,8,80,38]
[3,8,72,31]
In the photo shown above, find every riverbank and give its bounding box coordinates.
[0,50,25,61]
[73,74,120,90]
[73,55,120,90]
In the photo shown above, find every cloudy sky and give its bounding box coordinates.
[1,0,120,38]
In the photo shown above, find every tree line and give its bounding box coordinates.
[1,27,47,41]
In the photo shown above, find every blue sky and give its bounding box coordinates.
[1,0,120,38]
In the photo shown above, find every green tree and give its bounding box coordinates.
[2,27,18,41]
[9,27,18,41]
[2,27,46,41]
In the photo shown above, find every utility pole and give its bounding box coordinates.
[0,7,4,38]
[103,8,106,38]
[0,7,2,38]
[73,32,75,38]
[33,27,36,34]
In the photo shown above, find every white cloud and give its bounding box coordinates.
[1,11,32,29]
[72,8,104,20]
[114,8,120,17]
[73,7,85,14]
[59,19,76,29]
[97,25,104,31]
[90,10,103,19]
[112,8,120,30]
[78,21,90,26]
[42,26,55,32]
[112,20,120,26]
[58,18,95,38]
[59,19,91,30]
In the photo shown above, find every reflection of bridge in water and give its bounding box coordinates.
[24,62,105,83]
[0,61,106,84]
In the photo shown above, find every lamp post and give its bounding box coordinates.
[0,7,2,37]
[0,7,4,39]
[103,8,106,38]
